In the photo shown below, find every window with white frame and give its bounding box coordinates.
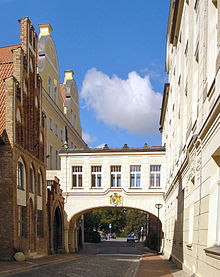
[48,76,52,97]
[49,145,53,169]
[91,166,102,188]
[130,165,141,188]
[17,160,25,189]
[72,166,82,188]
[29,166,34,193]
[111,166,121,187]
[54,85,57,104]
[55,150,59,170]
[150,165,161,187]
[49,117,53,131]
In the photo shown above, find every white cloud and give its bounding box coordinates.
[81,68,162,135]
[96,143,105,148]
[82,132,96,143]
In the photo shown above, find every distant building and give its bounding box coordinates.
[0,17,48,259]
[37,24,86,171]
[160,0,220,276]
[47,144,166,253]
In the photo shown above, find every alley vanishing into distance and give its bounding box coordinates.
[2,239,145,277]
[1,239,188,277]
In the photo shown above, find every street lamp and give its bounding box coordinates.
[155,203,163,255]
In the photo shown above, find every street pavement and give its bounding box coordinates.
[0,238,189,277]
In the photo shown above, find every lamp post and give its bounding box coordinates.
[155,203,163,255]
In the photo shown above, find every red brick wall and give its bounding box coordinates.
[0,17,48,259]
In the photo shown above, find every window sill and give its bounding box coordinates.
[110,187,122,189]
[129,187,142,189]
[17,186,25,191]
[90,187,103,189]
[71,187,84,189]
[148,186,162,189]
[204,245,220,260]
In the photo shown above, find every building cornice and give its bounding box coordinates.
[159,83,170,132]
[59,145,166,155]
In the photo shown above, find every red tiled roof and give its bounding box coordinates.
[0,45,17,136]
[60,83,65,104]
[0,45,19,63]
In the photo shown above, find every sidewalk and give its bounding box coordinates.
[135,253,189,277]
[0,253,82,276]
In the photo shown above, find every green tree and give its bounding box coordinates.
[125,210,146,234]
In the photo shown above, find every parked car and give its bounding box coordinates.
[127,234,137,242]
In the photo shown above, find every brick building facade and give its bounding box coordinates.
[0,17,48,259]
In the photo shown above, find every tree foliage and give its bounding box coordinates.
[84,208,146,235]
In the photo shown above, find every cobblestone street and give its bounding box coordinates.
[0,239,189,277]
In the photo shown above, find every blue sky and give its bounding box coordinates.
[0,0,169,148]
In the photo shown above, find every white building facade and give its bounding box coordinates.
[160,0,220,276]
[47,145,166,253]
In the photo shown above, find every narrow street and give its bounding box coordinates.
[2,239,147,277]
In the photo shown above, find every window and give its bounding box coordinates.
[17,161,24,189]
[55,150,59,170]
[130,166,141,187]
[150,165,161,187]
[70,109,73,126]
[48,76,52,97]
[49,118,53,131]
[60,129,63,142]
[18,206,27,237]
[54,85,57,104]
[111,166,121,187]
[72,166,82,188]
[37,210,43,237]
[37,172,42,196]
[91,166,102,187]
[55,124,58,137]
[74,114,77,130]
[49,145,53,169]
[29,167,34,193]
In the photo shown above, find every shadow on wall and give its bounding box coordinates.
[145,213,163,252]
[171,177,184,268]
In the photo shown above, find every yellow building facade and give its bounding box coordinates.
[38,24,85,170]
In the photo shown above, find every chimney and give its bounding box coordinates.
[38,24,53,39]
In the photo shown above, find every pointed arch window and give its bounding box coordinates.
[37,171,42,196]
[17,161,25,190]
[29,166,34,193]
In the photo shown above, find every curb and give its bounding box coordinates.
[0,255,84,276]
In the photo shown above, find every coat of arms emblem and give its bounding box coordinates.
[110,193,122,206]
